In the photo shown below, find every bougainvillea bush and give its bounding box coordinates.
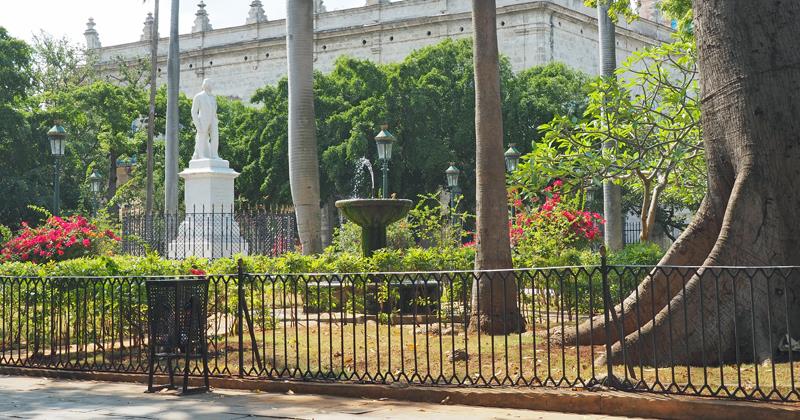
[1,215,120,264]
[510,180,604,266]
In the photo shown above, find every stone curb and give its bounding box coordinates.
[0,366,797,420]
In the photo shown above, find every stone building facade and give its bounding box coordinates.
[86,0,672,102]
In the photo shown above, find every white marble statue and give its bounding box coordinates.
[191,78,220,160]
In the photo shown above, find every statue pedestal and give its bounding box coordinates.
[167,158,249,259]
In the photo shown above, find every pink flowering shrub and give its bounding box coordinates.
[1,216,120,264]
[510,180,604,260]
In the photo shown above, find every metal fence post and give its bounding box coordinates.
[237,258,245,378]
[600,246,615,384]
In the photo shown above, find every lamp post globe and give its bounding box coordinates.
[445,163,461,226]
[374,125,396,198]
[504,143,521,173]
[47,123,67,215]
[48,124,67,157]
[89,170,103,216]
[445,163,460,189]
[89,170,103,194]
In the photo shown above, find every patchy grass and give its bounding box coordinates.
[203,317,800,400]
[3,314,798,402]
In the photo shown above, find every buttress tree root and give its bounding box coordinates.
[558,0,800,367]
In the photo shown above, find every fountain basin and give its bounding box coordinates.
[335,199,413,256]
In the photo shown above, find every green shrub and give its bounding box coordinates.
[607,242,664,266]
[0,224,12,245]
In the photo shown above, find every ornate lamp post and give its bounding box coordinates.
[47,123,67,215]
[89,170,103,216]
[504,144,521,220]
[445,163,461,225]
[504,143,521,173]
[374,125,396,199]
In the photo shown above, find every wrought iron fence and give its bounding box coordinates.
[0,259,798,402]
[624,221,642,245]
[120,207,297,259]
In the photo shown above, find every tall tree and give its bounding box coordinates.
[286,0,322,254]
[597,1,623,251]
[561,0,800,366]
[468,0,524,334]
[0,27,44,226]
[164,0,179,214]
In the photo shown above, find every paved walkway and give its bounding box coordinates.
[0,375,648,420]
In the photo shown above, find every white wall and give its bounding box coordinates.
[93,0,671,102]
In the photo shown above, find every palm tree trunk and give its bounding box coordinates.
[598,3,623,251]
[468,0,524,334]
[146,0,159,215]
[286,0,322,254]
[164,0,179,214]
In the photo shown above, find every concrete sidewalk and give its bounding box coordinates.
[0,375,642,420]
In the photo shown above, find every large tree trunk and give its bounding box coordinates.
[560,0,800,367]
[598,2,624,251]
[286,0,322,255]
[468,0,524,334]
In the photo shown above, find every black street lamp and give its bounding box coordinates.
[375,125,396,199]
[504,144,521,220]
[48,123,67,215]
[89,170,103,216]
[445,163,461,225]
[504,143,521,173]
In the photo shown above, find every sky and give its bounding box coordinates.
[0,0,366,46]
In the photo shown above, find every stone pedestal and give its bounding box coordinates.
[167,158,248,259]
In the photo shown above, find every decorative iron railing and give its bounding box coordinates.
[120,207,296,259]
[0,259,797,402]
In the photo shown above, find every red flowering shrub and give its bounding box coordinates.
[1,216,120,264]
[510,181,604,259]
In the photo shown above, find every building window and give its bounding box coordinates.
[426,30,431,36]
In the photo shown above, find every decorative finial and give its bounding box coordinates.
[192,1,213,33]
[246,0,268,24]
[314,0,327,14]
[140,12,155,42]
[84,17,101,49]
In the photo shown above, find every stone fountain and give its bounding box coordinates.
[335,126,412,257]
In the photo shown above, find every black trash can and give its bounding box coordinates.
[145,278,210,393]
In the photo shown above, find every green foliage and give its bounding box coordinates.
[607,241,664,266]
[0,224,11,245]
[0,27,49,227]
[239,39,587,211]
[659,0,694,38]
[531,40,703,240]
[583,0,640,23]
[0,247,477,277]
